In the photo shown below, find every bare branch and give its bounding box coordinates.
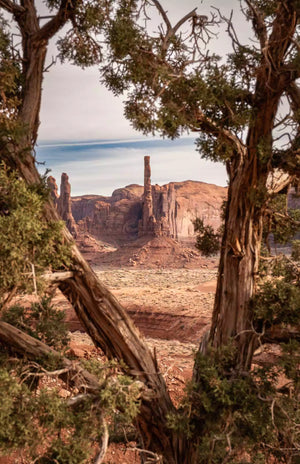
[94,417,109,464]
[34,0,77,43]
[42,271,75,283]
[0,320,101,393]
[0,286,17,312]
[0,0,24,14]
[43,55,57,73]
[151,0,171,31]
[267,170,292,194]
[172,8,198,35]
[245,0,267,49]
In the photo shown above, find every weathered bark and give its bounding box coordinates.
[0,3,184,463]
[1,1,299,462]
[3,148,190,462]
[0,320,100,393]
[207,1,298,371]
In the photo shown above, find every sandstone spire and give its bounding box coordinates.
[47,176,59,207]
[58,173,78,237]
[139,156,156,235]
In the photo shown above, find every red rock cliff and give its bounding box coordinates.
[48,173,78,237]
[70,156,227,245]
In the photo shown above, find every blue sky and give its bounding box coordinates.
[35,0,248,195]
[36,137,227,196]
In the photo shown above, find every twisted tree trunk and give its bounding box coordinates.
[0,4,185,462]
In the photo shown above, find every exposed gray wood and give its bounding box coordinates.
[0,320,100,393]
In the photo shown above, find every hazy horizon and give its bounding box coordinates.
[36,137,228,197]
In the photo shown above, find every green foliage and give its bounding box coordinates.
[0,356,141,463]
[0,369,40,451]
[1,297,70,351]
[169,339,300,463]
[0,164,71,302]
[168,344,280,463]
[268,194,300,244]
[0,161,141,462]
[167,251,300,463]
[0,315,140,462]
[0,15,22,134]
[291,239,300,260]
[194,218,221,256]
[253,252,300,326]
[252,279,300,326]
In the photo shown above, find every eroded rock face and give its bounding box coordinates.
[49,173,78,237]
[58,173,78,237]
[70,158,227,245]
[47,176,59,207]
[52,157,227,244]
[140,155,155,235]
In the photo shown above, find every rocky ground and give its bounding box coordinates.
[57,253,219,463]
[0,237,219,464]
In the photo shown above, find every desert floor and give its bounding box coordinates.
[65,264,218,463]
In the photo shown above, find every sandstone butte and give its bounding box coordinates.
[48,156,228,247]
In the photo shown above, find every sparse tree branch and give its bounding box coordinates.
[0,320,101,393]
[151,0,203,55]
[151,0,171,31]
[34,0,78,43]
[195,110,245,157]
[271,211,300,226]
[0,0,24,14]
[245,0,267,49]
[172,8,198,36]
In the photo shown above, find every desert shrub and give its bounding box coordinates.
[0,165,141,463]
[0,163,71,304]
[194,218,221,257]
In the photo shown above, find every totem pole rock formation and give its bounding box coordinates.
[58,173,78,237]
[56,157,227,244]
[48,173,78,237]
[138,156,177,238]
[140,156,155,236]
[47,176,59,207]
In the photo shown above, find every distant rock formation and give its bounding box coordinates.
[47,175,59,206]
[140,156,154,235]
[138,156,177,238]
[70,156,227,245]
[48,173,78,237]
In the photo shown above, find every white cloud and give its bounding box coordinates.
[39,0,251,142]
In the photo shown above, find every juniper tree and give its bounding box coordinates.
[0,1,177,461]
[0,0,300,463]
[0,165,141,463]
[102,0,300,369]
